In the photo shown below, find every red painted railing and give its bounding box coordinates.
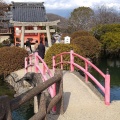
[25,52,56,111]
[52,50,110,105]
[25,52,53,80]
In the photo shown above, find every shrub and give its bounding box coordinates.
[0,82,15,97]
[92,24,120,57]
[2,39,11,46]
[61,33,70,40]
[0,46,28,78]
[70,30,91,40]
[101,32,120,55]
[71,36,102,60]
[92,24,120,40]
[44,43,85,70]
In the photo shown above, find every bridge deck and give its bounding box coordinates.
[13,64,120,120]
[53,71,120,120]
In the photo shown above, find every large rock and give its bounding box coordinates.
[5,72,43,97]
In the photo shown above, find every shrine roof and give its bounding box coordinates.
[11,2,48,22]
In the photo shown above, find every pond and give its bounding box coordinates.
[0,79,34,120]
[12,102,34,120]
[90,57,120,101]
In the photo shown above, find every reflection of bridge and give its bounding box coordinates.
[1,50,120,120]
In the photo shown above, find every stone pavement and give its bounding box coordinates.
[13,65,120,120]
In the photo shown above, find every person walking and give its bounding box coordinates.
[38,40,45,59]
[34,40,39,52]
[25,38,32,53]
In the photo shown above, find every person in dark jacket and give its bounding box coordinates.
[34,40,39,52]
[25,38,32,53]
[38,40,45,59]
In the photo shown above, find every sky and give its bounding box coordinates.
[7,0,120,17]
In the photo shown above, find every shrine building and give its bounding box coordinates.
[10,2,60,47]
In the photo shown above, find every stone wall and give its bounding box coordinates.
[0,35,10,43]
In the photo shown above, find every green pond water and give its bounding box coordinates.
[0,79,34,120]
[12,102,34,120]
[1,57,120,119]
[90,57,120,101]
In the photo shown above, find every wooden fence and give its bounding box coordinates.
[0,70,63,120]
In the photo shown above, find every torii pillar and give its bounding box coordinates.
[20,26,25,48]
[46,25,52,47]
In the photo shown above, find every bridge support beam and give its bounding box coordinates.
[0,95,12,120]
[34,96,38,113]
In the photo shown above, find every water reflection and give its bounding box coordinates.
[12,102,34,120]
[91,58,120,101]
[107,59,120,68]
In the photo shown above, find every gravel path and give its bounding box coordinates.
[56,71,120,120]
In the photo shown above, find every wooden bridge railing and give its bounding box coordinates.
[0,70,63,120]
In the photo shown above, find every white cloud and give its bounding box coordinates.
[6,0,120,11]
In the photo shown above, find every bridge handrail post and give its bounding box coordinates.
[105,69,110,105]
[53,55,55,72]
[85,61,88,82]
[25,57,28,73]
[70,50,74,72]
[42,64,46,75]
[61,54,63,70]
[30,55,32,72]
[52,55,56,112]
[34,52,39,73]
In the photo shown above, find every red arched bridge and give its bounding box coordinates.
[25,50,110,105]
[1,50,113,120]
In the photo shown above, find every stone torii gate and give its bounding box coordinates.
[10,20,60,48]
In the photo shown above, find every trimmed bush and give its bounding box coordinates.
[101,32,120,55]
[70,30,91,40]
[44,43,85,70]
[92,24,120,40]
[61,33,70,40]
[71,36,102,60]
[0,46,28,77]
[92,24,120,57]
